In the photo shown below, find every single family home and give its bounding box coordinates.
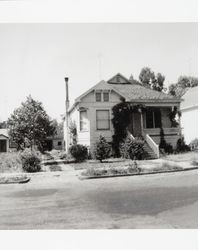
[180,86,198,145]
[64,73,182,158]
[0,129,9,153]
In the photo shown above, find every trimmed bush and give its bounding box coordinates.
[120,136,145,160]
[20,149,41,173]
[94,135,111,162]
[69,144,88,162]
[176,137,190,153]
[159,128,173,154]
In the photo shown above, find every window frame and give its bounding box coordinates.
[79,110,88,132]
[95,91,102,102]
[96,109,110,131]
[145,108,161,129]
[103,91,110,102]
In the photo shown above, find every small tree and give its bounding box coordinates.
[69,120,77,145]
[7,95,56,152]
[94,135,111,162]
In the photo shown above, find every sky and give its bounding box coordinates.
[0,23,198,122]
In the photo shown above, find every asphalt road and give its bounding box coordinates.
[1,168,198,229]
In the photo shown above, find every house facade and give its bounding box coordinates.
[0,129,9,153]
[180,86,198,144]
[64,73,182,158]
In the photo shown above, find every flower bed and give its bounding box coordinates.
[81,161,184,179]
[0,175,30,184]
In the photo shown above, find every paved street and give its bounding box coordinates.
[1,167,198,229]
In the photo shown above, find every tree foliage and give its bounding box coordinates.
[7,95,56,152]
[168,75,198,97]
[112,98,146,157]
[139,67,165,92]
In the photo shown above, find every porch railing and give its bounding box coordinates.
[145,134,160,158]
[127,130,135,140]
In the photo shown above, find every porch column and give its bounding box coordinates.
[6,139,9,152]
[140,109,143,135]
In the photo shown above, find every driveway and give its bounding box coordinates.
[1,166,198,229]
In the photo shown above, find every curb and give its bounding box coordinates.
[0,177,31,185]
[79,166,198,180]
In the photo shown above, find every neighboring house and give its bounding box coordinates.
[45,135,64,151]
[45,123,64,151]
[64,73,182,158]
[180,86,198,144]
[0,129,9,153]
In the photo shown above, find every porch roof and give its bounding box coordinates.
[112,83,181,103]
[0,129,9,139]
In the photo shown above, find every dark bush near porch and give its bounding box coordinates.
[120,136,145,160]
[20,149,41,173]
[69,144,88,162]
[176,137,190,153]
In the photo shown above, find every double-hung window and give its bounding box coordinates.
[96,110,110,130]
[103,91,109,102]
[95,92,102,102]
[80,110,88,131]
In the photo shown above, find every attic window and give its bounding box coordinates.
[95,92,102,102]
[116,76,120,83]
[103,92,109,102]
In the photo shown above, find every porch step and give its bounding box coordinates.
[143,142,158,160]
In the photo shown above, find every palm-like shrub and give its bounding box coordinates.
[94,135,111,162]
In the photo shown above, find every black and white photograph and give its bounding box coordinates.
[1,1,198,249]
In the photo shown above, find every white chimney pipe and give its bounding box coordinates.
[64,77,70,152]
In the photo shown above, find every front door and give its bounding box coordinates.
[132,112,142,137]
[0,140,7,152]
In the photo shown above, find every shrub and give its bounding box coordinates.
[94,135,111,162]
[20,149,41,173]
[120,136,145,160]
[69,144,88,162]
[189,138,198,151]
[159,128,173,154]
[0,152,22,173]
[176,137,190,153]
[191,160,198,166]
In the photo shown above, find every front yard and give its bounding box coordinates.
[162,151,198,163]
[1,150,198,180]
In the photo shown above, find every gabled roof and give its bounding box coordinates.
[107,73,131,84]
[180,86,198,111]
[0,129,9,138]
[68,73,181,113]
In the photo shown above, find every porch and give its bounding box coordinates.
[127,106,181,158]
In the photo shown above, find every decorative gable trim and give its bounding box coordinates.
[107,73,131,84]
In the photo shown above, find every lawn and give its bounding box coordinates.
[0,152,23,173]
[162,151,198,162]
